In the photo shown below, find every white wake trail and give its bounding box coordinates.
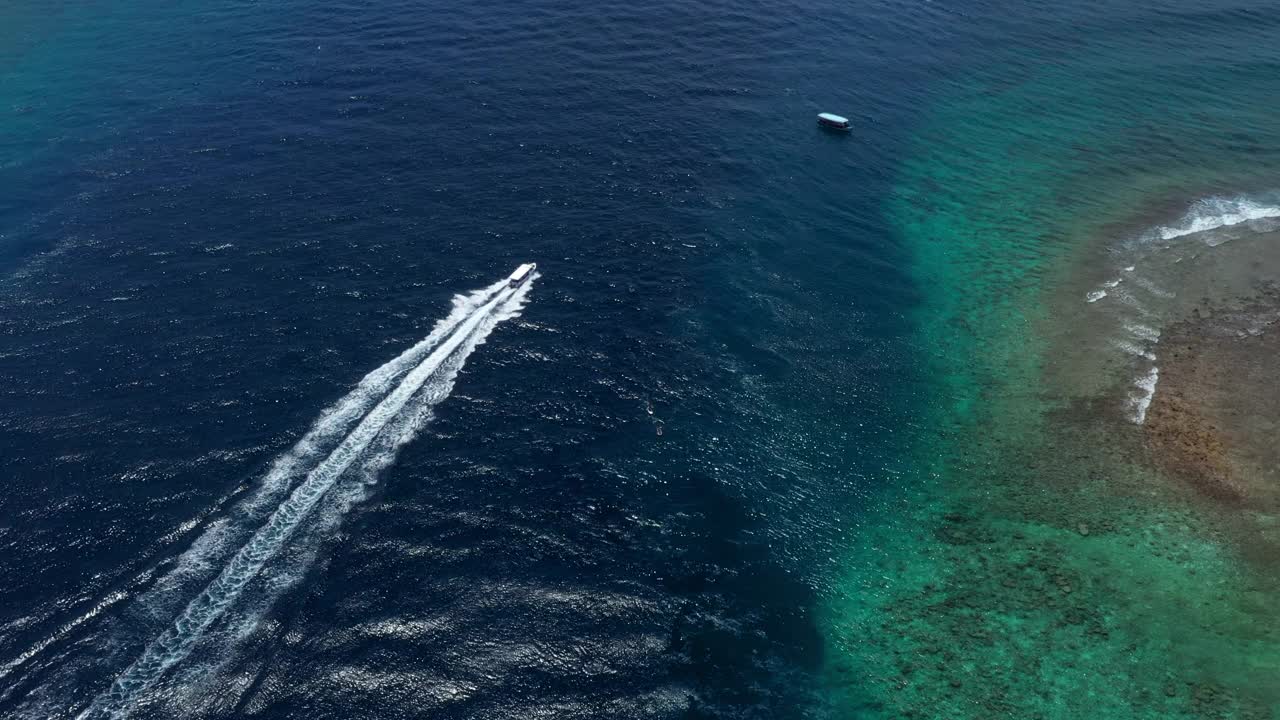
[0,279,507,698]
[238,278,509,518]
[78,275,533,720]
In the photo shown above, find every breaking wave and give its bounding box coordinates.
[1155,195,1280,241]
[1128,366,1159,425]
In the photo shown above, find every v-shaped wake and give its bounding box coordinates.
[78,270,536,719]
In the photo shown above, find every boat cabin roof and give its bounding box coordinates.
[818,113,850,124]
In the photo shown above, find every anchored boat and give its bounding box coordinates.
[817,112,851,131]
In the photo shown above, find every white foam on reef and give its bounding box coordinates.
[1131,274,1173,299]
[1123,322,1161,343]
[1086,278,1125,303]
[1156,195,1280,241]
[1087,194,1280,427]
[76,273,536,720]
[1128,366,1160,424]
[1113,288,1154,317]
[1111,339,1156,361]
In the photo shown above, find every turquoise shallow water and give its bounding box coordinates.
[3,1,1280,718]
[823,2,1280,718]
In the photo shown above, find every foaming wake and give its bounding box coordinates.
[1155,195,1280,241]
[76,273,535,720]
[238,278,511,519]
[9,279,512,688]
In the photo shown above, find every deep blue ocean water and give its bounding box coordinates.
[1,2,928,716]
[4,1,1276,718]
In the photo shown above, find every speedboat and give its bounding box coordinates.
[817,113,851,131]
[509,262,536,287]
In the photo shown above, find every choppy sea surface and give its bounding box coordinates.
[2,1,1279,718]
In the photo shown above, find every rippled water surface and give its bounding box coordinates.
[2,1,1279,718]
